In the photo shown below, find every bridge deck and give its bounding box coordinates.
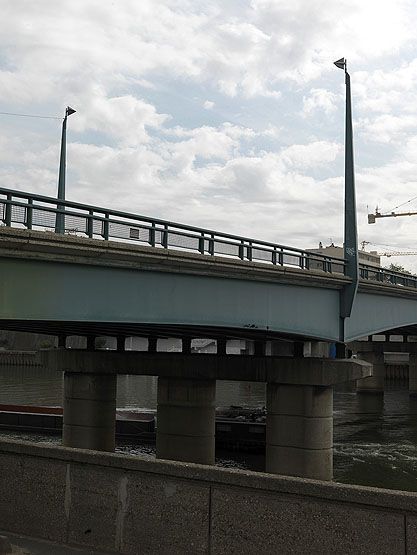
[2,188,417,342]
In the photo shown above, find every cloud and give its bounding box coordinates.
[3,0,417,274]
[303,89,339,116]
[71,90,170,147]
[1,0,415,104]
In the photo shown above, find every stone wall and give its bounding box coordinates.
[0,439,416,554]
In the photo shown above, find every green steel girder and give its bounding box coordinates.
[0,257,341,341]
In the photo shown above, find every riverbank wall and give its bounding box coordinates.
[0,439,416,553]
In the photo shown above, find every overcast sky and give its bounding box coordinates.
[2,1,417,269]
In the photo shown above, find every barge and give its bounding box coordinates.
[0,404,266,452]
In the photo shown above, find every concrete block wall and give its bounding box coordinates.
[1,439,417,554]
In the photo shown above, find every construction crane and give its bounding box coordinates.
[360,241,417,257]
[368,208,417,224]
[378,250,417,257]
[368,195,417,223]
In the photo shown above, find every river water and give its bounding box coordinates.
[0,365,416,492]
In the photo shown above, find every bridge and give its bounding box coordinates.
[2,186,417,484]
[1,187,417,343]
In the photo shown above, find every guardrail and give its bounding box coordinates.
[1,187,413,289]
[359,263,417,288]
[0,187,345,274]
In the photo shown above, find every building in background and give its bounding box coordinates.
[308,243,381,272]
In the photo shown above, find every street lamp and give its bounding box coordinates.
[334,58,359,321]
[55,106,76,234]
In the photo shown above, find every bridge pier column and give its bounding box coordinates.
[266,383,333,481]
[63,372,117,452]
[409,354,417,396]
[156,377,215,465]
[356,351,385,394]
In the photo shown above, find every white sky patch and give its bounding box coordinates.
[2,1,417,271]
[302,89,339,116]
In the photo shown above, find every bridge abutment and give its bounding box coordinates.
[156,377,216,465]
[266,383,332,481]
[63,371,117,452]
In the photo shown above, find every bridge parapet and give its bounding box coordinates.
[2,186,416,291]
[0,187,345,274]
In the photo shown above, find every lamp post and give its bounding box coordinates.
[55,106,76,234]
[334,58,359,322]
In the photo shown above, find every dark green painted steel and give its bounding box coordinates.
[55,114,67,234]
[1,254,417,342]
[345,291,417,342]
[2,186,417,342]
[0,257,341,341]
[340,68,359,320]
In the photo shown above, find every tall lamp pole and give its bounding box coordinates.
[334,58,359,325]
[55,106,76,234]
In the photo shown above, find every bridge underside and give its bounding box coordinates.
[2,318,417,343]
[0,319,336,342]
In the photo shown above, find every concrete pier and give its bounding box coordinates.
[356,351,385,394]
[156,377,216,465]
[266,383,333,481]
[63,372,117,452]
[48,349,370,475]
[262,356,371,481]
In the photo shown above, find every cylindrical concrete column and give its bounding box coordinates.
[409,354,417,396]
[156,377,216,465]
[266,383,333,481]
[63,372,117,452]
[356,351,384,394]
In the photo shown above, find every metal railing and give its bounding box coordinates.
[0,187,346,274]
[1,187,414,289]
[359,263,417,288]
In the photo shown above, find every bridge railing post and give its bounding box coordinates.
[272,248,277,265]
[86,210,94,238]
[162,224,169,248]
[208,234,215,256]
[149,223,156,247]
[198,233,205,254]
[25,198,33,230]
[101,212,110,240]
[247,241,253,262]
[4,193,12,226]
[238,240,245,260]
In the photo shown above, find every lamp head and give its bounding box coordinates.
[334,57,346,72]
[66,106,76,117]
